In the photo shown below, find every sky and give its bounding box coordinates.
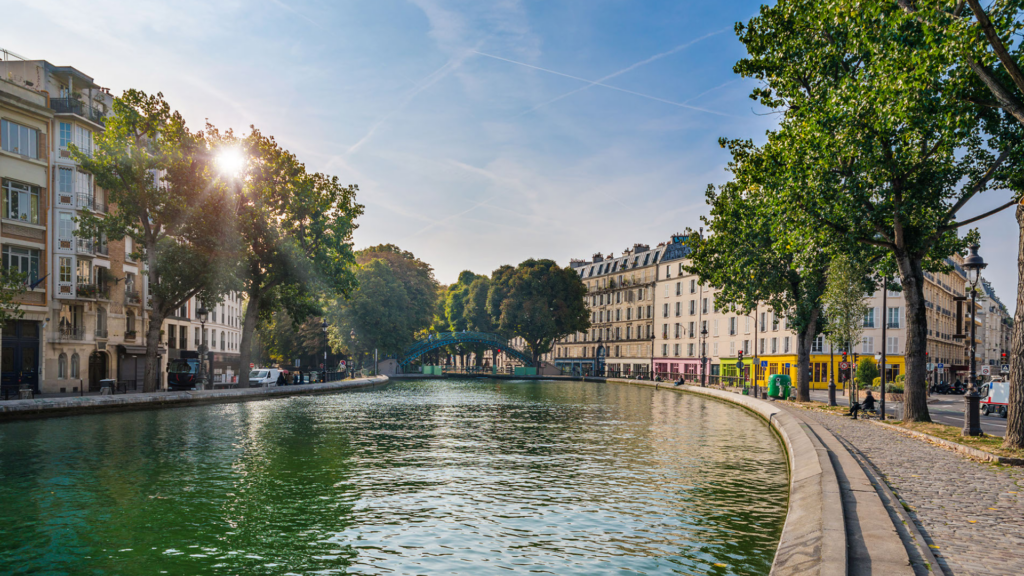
[2,0,1018,310]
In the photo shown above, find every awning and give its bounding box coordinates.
[117,344,167,356]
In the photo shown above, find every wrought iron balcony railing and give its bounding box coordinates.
[50,97,105,125]
[59,326,85,340]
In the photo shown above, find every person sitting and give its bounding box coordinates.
[847,391,877,419]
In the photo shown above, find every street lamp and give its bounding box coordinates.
[962,243,987,437]
[322,319,328,382]
[700,324,709,387]
[197,306,209,390]
[350,329,356,378]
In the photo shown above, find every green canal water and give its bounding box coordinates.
[0,379,788,575]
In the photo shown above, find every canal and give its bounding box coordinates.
[0,378,788,575]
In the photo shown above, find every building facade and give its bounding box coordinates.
[0,74,52,395]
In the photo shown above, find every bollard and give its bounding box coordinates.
[18,388,33,400]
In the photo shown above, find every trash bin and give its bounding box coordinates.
[99,378,116,395]
[768,374,792,399]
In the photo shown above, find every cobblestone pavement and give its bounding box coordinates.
[796,407,1024,576]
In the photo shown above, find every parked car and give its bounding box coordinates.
[248,368,282,387]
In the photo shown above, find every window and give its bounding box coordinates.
[662,344,668,356]
[688,322,695,337]
[70,353,80,379]
[3,180,40,223]
[58,212,74,240]
[674,302,680,317]
[59,122,72,148]
[75,126,92,156]
[864,307,876,328]
[1,120,39,158]
[729,341,735,355]
[126,310,136,334]
[759,338,766,354]
[689,300,695,315]
[862,336,874,355]
[702,298,708,314]
[771,338,778,353]
[58,167,74,196]
[745,317,751,334]
[180,326,187,349]
[58,353,67,379]
[887,307,901,328]
[59,257,72,283]
[783,337,790,353]
[662,324,668,339]
[729,317,736,335]
[690,279,696,293]
[687,343,695,356]
[168,325,177,348]
[76,259,91,284]
[2,246,39,284]
[713,319,719,336]
[713,343,718,355]
[674,323,681,338]
[812,335,825,353]
[887,336,900,355]
[615,309,620,321]
[194,327,200,346]
[673,344,680,356]
[675,281,681,296]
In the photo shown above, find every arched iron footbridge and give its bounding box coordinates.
[400,331,534,369]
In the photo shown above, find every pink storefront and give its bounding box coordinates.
[652,359,701,381]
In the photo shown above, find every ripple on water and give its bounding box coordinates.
[0,379,787,575]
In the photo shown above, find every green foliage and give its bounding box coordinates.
[487,259,590,362]
[857,357,879,391]
[74,89,236,392]
[822,255,871,354]
[253,310,326,367]
[0,268,28,325]
[330,247,439,359]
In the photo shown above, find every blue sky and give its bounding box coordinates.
[3,0,1018,309]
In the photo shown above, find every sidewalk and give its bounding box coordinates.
[791,403,1024,575]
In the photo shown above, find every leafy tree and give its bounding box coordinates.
[253,310,327,368]
[884,0,1024,444]
[0,269,28,324]
[821,256,870,391]
[331,259,414,361]
[464,277,494,332]
[209,127,362,388]
[856,357,879,391]
[735,0,1018,421]
[356,244,437,335]
[486,259,590,364]
[75,90,235,392]
[690,140,833,402]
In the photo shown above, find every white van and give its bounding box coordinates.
[248,368,282,388]
[981,378,1009,418]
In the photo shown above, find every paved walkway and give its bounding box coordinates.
[794,405,1024,575]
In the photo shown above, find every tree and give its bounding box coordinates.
[735,0,1017,421]
[856,357,879,391]
[884,0,1024,444]
[331,259,415,360]
[821,255,871,389]
[464,277,494,332]
[212,127,362,388]
[690,139,833,402]
[76,90,235,392]
[487,259,590,364]
[356,244,437,335]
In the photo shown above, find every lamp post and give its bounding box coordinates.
[350,329,356,379]
[700,324,709,387]
[321,319,328,382]
[875,350,885,420]
[197,306,209,390]
[828,343,837,406]
[962,243,987,437]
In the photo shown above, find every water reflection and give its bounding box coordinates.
[0,379,787,575]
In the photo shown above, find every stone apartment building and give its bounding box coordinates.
[979,279,1011,373]
[0,52,242,392]
[0,74,52,396]
[557,243,661,376]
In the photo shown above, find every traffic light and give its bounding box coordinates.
[738,350,744,362]
[841,351,847,363]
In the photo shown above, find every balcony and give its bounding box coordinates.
[887,322,901,329]
[76,237,94,255]
[59,326,85,340]
[50,97,105,126]
[95,328,108,339]
[125,289,141,305]
[77,193,107,214]
[76,282,98,298]
[124,330,137,340]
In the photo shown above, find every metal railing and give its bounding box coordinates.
[95,328,108,338]
[125,289,140,305]
[76,282,98,298]
[50,97,105,125]
[75,237,94,254]
[59,326,85,340]
[76,193,107,213]
[124,330,137,340]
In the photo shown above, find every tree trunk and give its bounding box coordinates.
[895,251,932,422]
[237,291,260,388]
[143,309,164,393]
[796,307,820,402]
[1004,205,1024,448]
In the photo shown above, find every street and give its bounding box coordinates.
[807,390,1008,437]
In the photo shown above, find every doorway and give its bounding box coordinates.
[88,351,108,392]
[1,321,40,396]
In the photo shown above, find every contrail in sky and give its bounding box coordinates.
[471,50,735,118]
[517,26,731,116]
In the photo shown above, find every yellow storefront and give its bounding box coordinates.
[752,355,907,390]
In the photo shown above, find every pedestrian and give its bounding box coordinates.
[276,371,287,387]
[847,390,876,419]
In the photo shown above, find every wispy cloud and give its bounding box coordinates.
[517,27,731,116]
[471,50,737,118]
